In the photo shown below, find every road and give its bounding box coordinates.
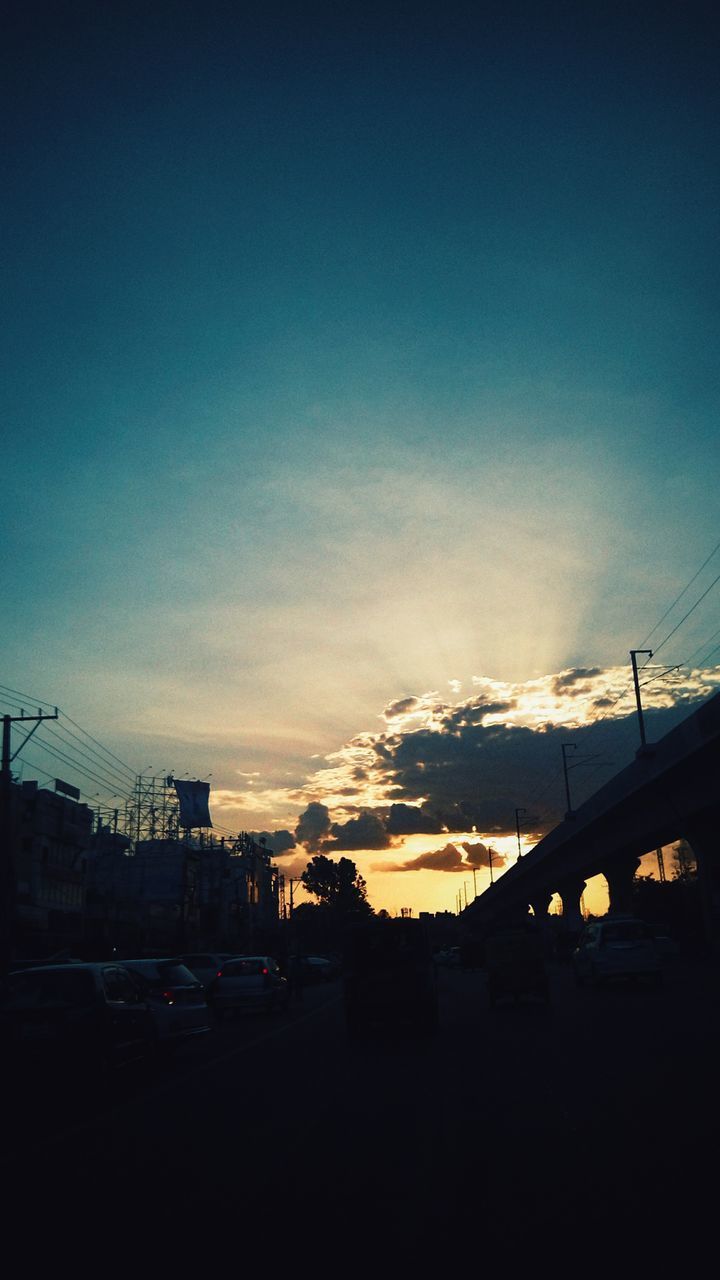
[5,957,718,1265]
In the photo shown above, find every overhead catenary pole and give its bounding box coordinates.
[562,743,577,817]
[630,649,653,750]
[515,807,527,861]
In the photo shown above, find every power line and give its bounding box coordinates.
[41,722,135,792]
[13,733,134,800]
[637,536,720,647]
[647,568,720,661]
[0,685,137,782]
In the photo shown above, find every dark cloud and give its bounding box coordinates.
[376,843,464,873]
[253,829,296,855]
[459,841,508,870]
[442,700,514,733]
[385,803,444,835]
[552,668,603,693]
[368,702,705,835]
[295,802,332,851]
[384,696,420,719]
[324,809,391,851]
[375,841,508,874]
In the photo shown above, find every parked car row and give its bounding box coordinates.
[1,949,303,1078]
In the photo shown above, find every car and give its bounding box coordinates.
[175,952,239,991]
[206,956,289,1016]
[2,962,156,1077]
[119,958,213,1047]
[572,918,662,986]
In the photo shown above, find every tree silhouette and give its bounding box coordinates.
[301,855,373,918]
[671,840,697,881]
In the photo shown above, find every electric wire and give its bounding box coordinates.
[0,684,137,780]
[40,722,136,793]
[636,536,720,648]
[14,733,135,800]
[641,568,720,663]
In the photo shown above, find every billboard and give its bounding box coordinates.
[173,779,213,829]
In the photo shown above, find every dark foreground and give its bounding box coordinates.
[5,957,718,1267]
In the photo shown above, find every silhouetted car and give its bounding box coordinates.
[572,918,661,986]
[119,959,213,1047]
[2,962,156,1075]
[206,956,289,1016]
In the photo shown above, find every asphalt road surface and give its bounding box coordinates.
[6,957,718,1267]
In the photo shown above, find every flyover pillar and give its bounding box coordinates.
[602,855,641,916]
[556,877,586,932]
[684,814,720,950]
[529,890,553,921]
[529,890,554,954]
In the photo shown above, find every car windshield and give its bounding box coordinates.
[6,968,96,1009]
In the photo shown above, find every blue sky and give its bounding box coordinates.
[3,1,719,912]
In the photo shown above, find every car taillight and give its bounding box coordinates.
[216,970,223,978]
[160,991,175,1005]
[262,967,268,975]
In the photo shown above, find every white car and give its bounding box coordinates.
[206,956,289,1017]
[572,919,661,986]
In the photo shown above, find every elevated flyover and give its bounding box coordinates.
[468,691,720,942]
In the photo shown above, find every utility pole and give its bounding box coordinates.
[515,807,527,861]
[630,649,653,751]
[1,708,59,976]
[562,743,576,817]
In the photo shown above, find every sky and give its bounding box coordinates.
[2,1,720,917]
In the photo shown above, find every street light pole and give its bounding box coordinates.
[515,807,527,861]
